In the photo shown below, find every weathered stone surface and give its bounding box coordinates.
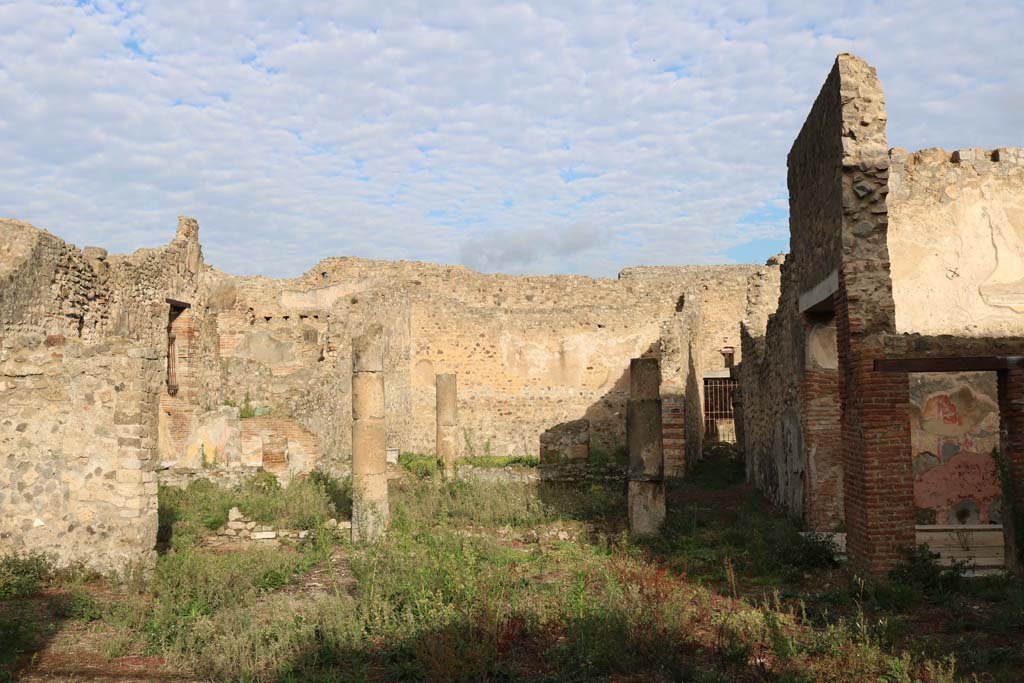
[352,372,386,419]
[627,399,663,480]
[628,480,665,536]
[0,335,163,572]
[627,355,665,535]
[352,324,385,373]
[435,373,459,475]
[351,419,387,476]
[539,419,590,464]
[629,358,661,401]
[351,327,388,542]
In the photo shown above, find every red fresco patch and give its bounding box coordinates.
[933,394,961,426]
[914,450,1001,523]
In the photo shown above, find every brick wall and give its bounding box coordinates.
[740,55,918,573]
[998,368,1024,573]
[800,318,842,529]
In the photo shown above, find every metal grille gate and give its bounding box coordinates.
[703,377,737,443]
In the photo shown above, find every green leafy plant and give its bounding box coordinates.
[50,589,102,621]
[399,452,438,479]
[0,553,52,600]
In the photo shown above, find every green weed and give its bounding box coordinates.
[0,553,51,599]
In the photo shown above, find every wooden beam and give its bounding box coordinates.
[874,356,1024,373]
[166,298,191,309]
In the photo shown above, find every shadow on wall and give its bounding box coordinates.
[532,337,705,527]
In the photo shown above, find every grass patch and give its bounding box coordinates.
[158,471,350,549]
[398,452,438,479]
[7,451,1021,683]
[687,441,746,489]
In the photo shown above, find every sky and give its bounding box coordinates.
[0,1,1021,278]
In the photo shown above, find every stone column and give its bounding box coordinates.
[436,373,459,477]
[351,325,388,542]
[627,357,665,535]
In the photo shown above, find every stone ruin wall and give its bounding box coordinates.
[196,259,768,472]
[0,217,204,571]
[739,258,810,520]
[1,213,777,569]
[886,147,1024,526]
[738,56,850,529]
[740,56,1021,547]
[0,336,162,570]
[889,147,1024,338]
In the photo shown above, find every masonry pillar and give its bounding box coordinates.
[998,368,1024,575]
[436,373,459,477]
[838,324,915,576]
[627,357,665,535]
[351,325,388,542]
[801,319,843,531]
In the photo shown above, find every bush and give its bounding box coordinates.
[0,553,52,599]
[888,544,965,598]
[0,609,42,669]
[50,588,102,621]
[399,452,439,479]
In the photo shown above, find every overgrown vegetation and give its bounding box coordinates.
[158,470,351,548]
[457,454,540,468]
[3,447,1022,682]
[398,451,439,478]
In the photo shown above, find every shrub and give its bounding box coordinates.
[0,553,52,599]
[888,544,964,598]
[50,589,102,621]
[0,609,42,669]
[399,452,439,479]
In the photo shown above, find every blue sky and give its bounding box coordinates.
[1,1,1021,277]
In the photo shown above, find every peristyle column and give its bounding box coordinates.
[351,325,388,542]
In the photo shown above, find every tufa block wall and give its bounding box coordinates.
[0,335,162,571]
[0,217,204,571]
[202,260,768,470]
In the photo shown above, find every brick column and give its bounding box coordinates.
[662,393,686,477]
[801,320,843,531]
[801,368,842,530]
[998,368,1024,575]
[837,306,915,575]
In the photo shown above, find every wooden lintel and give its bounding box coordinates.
[874,356,1024,373]
[166,298,191,309]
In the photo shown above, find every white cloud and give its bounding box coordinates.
[0,1,1020,277]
